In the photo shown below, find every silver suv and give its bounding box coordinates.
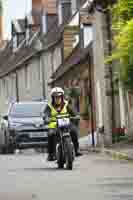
[0,101,48,154]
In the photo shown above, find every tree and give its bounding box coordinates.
[0,0,3,15]
[106,0,133,90]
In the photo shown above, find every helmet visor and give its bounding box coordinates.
[52,92,63,97]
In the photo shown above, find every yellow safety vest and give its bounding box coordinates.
[48,102,69,129]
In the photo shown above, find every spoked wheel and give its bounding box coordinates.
[64,137,73,170]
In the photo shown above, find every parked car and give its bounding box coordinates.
[0,101,48,154]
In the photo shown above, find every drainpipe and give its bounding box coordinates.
[88,53,95,147]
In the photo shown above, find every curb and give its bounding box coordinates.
[102,149,133,161]
[80,145,133,161]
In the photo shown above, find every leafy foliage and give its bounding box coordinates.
[0,0,3,15]
[106,0,133,89]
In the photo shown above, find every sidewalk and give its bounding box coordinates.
[79,135,133,161]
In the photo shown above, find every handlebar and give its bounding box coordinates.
[43,115,80,124]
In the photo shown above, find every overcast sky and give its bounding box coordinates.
[3,0,31,39]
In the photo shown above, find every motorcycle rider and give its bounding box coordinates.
[44,87,82,161]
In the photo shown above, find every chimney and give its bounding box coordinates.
[32,0,43,11]
[57,0,72,25]
[32,0,57,14]
[43,0,57,14]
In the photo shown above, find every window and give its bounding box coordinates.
[83,25,93,48]
[13,35,17,51]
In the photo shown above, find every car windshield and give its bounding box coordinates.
[9,103,47,118]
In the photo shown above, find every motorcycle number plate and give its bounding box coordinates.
[30,132,47,138]
[57,118,70,128]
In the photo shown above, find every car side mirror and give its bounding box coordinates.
[3,115,8,121]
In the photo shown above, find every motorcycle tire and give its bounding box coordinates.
[57,144,64,169]
[64,137,73,170]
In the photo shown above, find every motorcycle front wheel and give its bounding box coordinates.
[64,137,73,170]
[56,144,64,169]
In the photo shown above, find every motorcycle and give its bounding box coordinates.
[56,114,75,170]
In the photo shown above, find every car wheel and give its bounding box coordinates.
[0,146,6,154]
[6,144,15,154]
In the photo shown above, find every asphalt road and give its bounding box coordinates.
[0,150,133,200]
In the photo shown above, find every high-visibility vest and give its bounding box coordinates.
[48,102,69,129]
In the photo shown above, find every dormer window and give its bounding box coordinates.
[12,34,18,51]
[83,25,93,48]
[42,10,47,34]
[57,0,72,26]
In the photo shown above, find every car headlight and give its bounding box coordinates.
[36,123,44,128]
